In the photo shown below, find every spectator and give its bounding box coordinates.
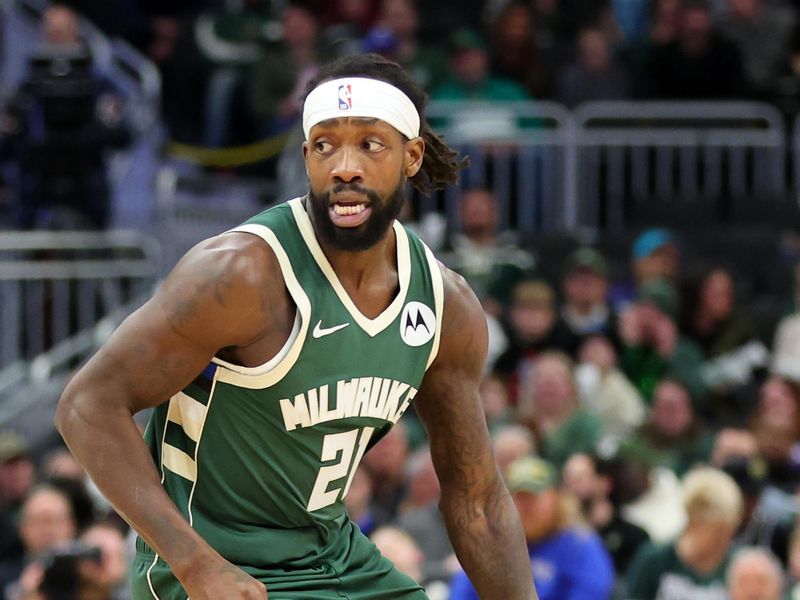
[488,1,553,98]
[559,247,618,352]
[556,27,631,107]
[611,438,686,543]
[246,4,321,137]
[633,228,680,288]
[479,374,513,433]
[431,28,530,140]
[0,433,36,590]
[431,29,530,101]
[494,280,574,402]
[370,526,425,584]
[718,0,796,98]
[344,468,376,537]
[650,0,683,45]
[757,374,800,420]
[610,227,681,310]
[396,448,456,586]
[726,547,784,600]
[4,485,78,599]
[195,0,273,146]
[635,378,715,476]
[3,4,131,229]
[618,278,708,404]
[680,267,766,424]
[440,188,536,315]
[371,526,449,599]
[643,0,745,98]
[575,335,646,437]
[725,402,800,496]
[680,266,756,358]
[449,455,615,600]
[516,352,604,468]
[561,452,650,577]
[73,522,130,600]
[361,421,410,528]
[492,424,537,474]
[626,466,744,600]
[366,0,449,90]
[321,0,380,57]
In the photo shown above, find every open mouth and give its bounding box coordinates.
[333,203,367,216]
[329,200,371,228]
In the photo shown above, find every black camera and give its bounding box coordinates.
[23,46,103,132]
[38,542,102,600]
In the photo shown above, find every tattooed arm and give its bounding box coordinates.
[414,266,538,600]
[55,233,284,600]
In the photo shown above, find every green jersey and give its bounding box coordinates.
[136,198,443,580]
[626,541,730,600]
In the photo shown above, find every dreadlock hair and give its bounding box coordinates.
[303,53,468,195]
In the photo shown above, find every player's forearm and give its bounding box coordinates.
[440,479,538,600]
[55,381,217,580]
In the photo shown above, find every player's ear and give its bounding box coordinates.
[404,136,425,178]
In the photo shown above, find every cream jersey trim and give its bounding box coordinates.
[424,246,444,371]
[210,224,310,389]
[289,197,411,338]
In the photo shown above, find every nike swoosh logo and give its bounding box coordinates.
[312,320,350,338]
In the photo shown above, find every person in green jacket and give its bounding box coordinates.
[618,279,708,409]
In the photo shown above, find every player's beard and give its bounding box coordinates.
[307,180,406,252]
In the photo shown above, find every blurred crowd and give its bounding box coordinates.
[63,0,800,146]
[7,0,800,227]
[2,185,800,599]
[2,0,800,599]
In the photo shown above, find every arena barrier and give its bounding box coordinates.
[0,230,161,377]
[573,101,787,231]
[151,99,797,267]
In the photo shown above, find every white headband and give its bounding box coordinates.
[302,77,420,140]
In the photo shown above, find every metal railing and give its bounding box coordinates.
[424,101,579,235]
[573,101,787,231]
[152,100,799,264]
[418,99,794,235]
[0,230,161,374]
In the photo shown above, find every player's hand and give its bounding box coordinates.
[181,558,268,599]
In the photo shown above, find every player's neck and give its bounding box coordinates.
[319,227,398,291]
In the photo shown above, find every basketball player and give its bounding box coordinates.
[55,54,538,600]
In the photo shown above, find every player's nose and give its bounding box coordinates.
[330,146,364,183]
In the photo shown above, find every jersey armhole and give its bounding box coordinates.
[209,224,311,389]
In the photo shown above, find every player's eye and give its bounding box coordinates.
[314,140,333,154]
[362,139,385,152]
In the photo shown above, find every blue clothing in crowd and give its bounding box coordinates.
[448,528,614,600]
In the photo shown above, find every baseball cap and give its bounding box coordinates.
[449,28,486,53]
[506,456,557,494]
[638,278,679,319]
[632,228,674,260]
[564,247,608,278]
[0,430,30,463]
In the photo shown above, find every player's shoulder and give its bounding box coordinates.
[169,230,283,291]
[427,260,487,373]
[436,260,484,323]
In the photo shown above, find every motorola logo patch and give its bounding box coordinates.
[400,302,435,347]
